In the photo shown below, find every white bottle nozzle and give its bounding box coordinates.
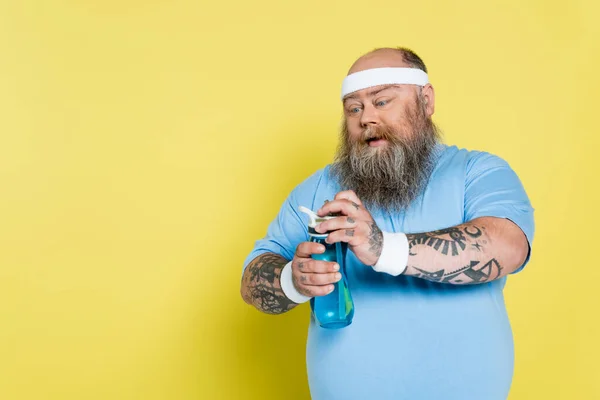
[299,206,320,228]
[299,205,337,233]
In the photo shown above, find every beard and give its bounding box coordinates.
[329,96,442,213]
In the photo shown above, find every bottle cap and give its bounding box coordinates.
[299,206,340,236]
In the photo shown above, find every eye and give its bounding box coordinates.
[375,99,388,107]
[347,106,362,114]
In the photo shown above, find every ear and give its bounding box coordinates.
[421,83,435,117]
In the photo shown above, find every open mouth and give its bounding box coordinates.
[366,137,386,146]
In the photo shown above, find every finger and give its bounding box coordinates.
[295,259,339,273]
[325,228,361,246]
[297,271,342,286]
[295,241,326,258]
[298,283,335,297]
[315,215,357,234]
[317,199,361,218]
[334,190,363,206]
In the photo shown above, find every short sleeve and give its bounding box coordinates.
[464,152,535,273]
[241,170,326,276]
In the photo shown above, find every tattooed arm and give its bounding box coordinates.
[241,253,297,315]
[316,191,529,285]
[241,243,341,314]
[403,217,529,284]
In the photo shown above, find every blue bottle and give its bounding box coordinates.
[299,206,354,329]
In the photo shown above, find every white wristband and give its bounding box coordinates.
[280,261,312,304]
[372,231,409,276]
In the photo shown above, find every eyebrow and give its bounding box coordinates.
[342,84,401,103]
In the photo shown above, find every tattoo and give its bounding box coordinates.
[298,262,304,271]
[472,242,483,252]
[464,226,483,238]
[345,229,355,237]
[300,275,307,282]
[347,217,355,224]
[368,222,383,257]
[407,225,485,257]
[410,268,445,281]
[409,258,502,284]
[351,201,360,210]
[242,253,296,314]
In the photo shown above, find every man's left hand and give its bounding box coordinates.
[316,190,384,267]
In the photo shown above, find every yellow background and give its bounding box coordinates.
[0,0,598,399]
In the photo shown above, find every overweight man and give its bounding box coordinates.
[240,47,534,400]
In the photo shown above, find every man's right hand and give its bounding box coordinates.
[292,242,342,297]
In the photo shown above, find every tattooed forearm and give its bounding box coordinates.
[406,258,503,284]
[402,217,528,285]
[407,225,484,257]
[368,221,383,258]
[241,253,298,314]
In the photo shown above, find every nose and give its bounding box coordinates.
[360,103,379,128]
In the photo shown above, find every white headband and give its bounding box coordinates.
[341,67,429,100]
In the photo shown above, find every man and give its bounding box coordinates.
[240,47,534,400]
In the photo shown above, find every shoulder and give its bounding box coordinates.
[286,165,337,208]
[290,166,331,195]
[434,143,512,176]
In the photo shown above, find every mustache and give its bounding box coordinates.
[361,125,404,144]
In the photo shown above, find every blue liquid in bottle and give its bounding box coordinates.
[300,206,354,329]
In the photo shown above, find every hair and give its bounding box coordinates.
[369,47,428,73]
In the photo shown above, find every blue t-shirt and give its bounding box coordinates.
[243,143,535,400]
